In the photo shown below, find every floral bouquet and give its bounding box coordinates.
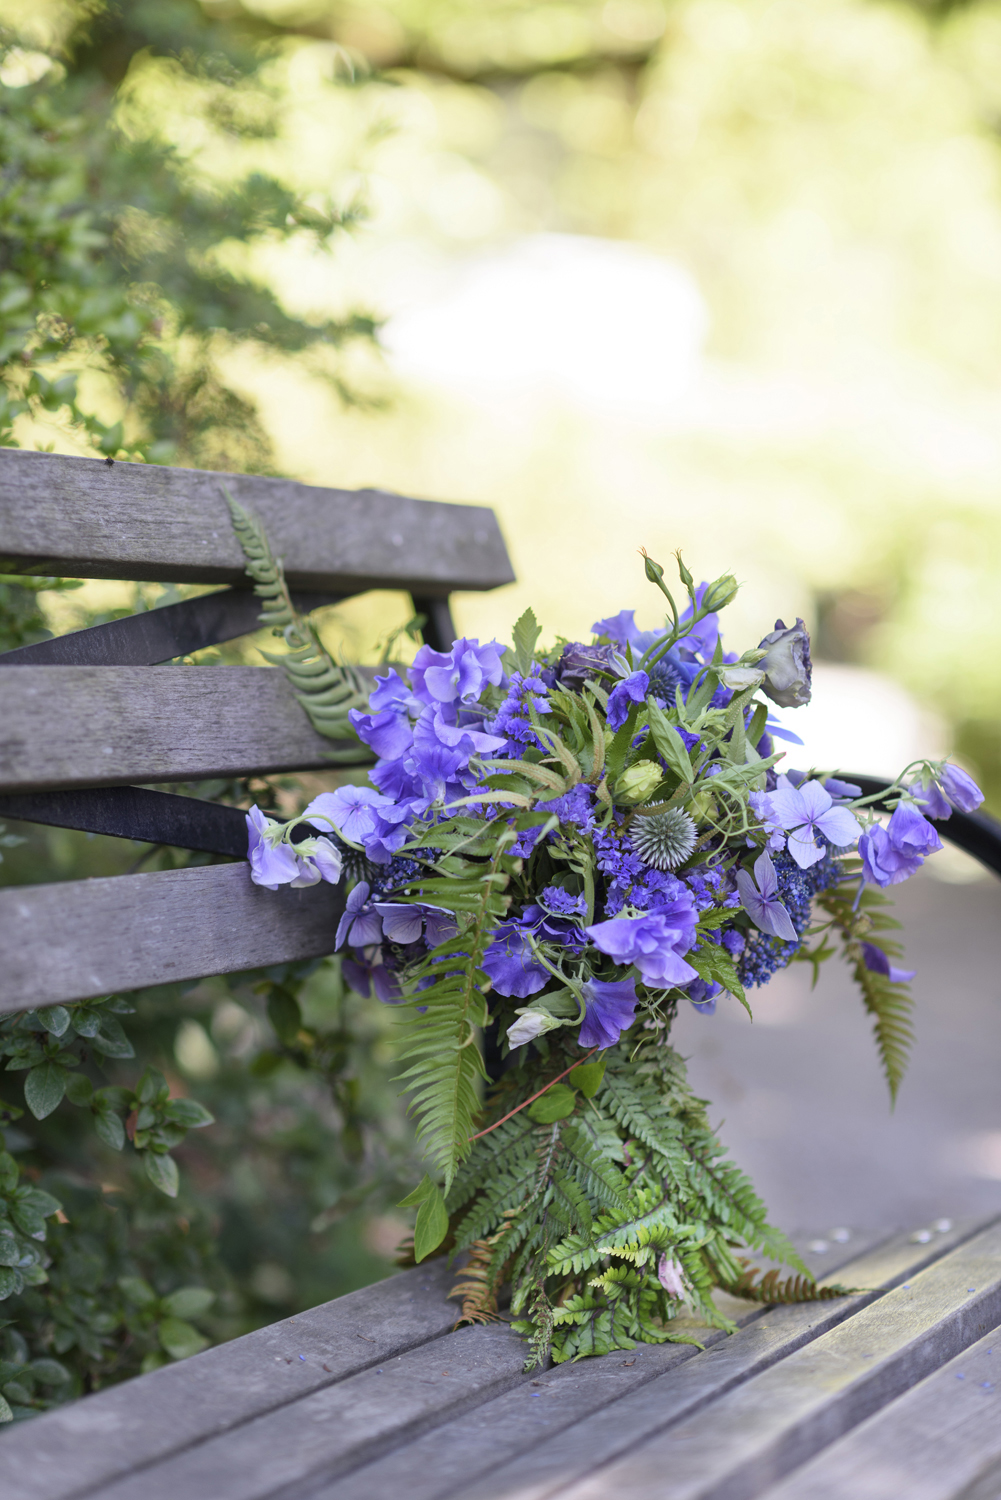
[231,505,982,1366]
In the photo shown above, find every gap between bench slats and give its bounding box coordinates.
[38,1222,992,1500]
[0,863,343,1011]
[0,665,366,791]
[0,451,515,593]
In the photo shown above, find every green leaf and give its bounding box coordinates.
[24,1061,67,1120]
[64,1072,94,1106]
[0,1236,18,1268]
[267,992,302,1047]
[29,1358,70,1386]
[118,1275,158,1307]
[0,1392,11,1423]
[141,1350,168,1374]
[143,1151,179,1198]
[413,1184,449,1263]
[38,1006,71,1037]
[91,1017,135,1059]
[647,703,694,783]
[93,1111,125,1151]
[158,1317,209,1360]
[527,1083,577,1123]
[568,1059,607,1098]
[0,1268,21,1301]
[512,607,542,676]
[163,1098,214,1129]
[137,1067,167,1105]
[0,1153,18,1193]
[398,1172,438,1209]
[162,1286,215,1319]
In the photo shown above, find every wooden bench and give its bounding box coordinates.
[2,448,1001,1499]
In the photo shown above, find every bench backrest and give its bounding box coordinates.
[0,449,514,1014]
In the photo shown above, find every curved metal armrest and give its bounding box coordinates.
[847,774,1001,880]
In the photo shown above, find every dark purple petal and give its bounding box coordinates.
[578,978,637,1048]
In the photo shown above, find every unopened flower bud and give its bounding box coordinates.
[757,618,812,709]
[507,1009,560,1048]
[719,666,764,692]
[613,760,663,806]
[701,573,739,613]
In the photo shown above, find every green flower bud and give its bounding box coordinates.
[613,760,663,806]
[702,573,739,613]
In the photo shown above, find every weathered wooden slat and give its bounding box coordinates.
[761,1329,1001,1500]
[0,863,342,1011]
[543,1219,1001,1500]
[0,665,364,791]
[0,588,346,667]
[0,450,515,593]
[0,787,248,856]
[398,1222,984,1500]
[52,1226,976,1500]
[0,1259,460,1500]
[312,1235,894,1500]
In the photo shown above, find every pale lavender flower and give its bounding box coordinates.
[336,882,382,949]
[761,776,862,869]
[734,851,797,940]
[246,806,302,890]
[861,941,916,985]
[858,825,922,887]
[305,786,411,865]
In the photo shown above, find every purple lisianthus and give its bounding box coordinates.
[756,618,812,709]
[409,637,505,707]
[760,776,862,869]
[861,940,916,985]
[734,851,797,940]
[585,896,699,988]
[606,671,649,731]
[857,825,923,887]
[578,977,638,1048]
[481,922,549,998]
[555,642,616,691]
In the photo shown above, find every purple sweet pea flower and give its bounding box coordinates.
[304,787,411,865]
[342,953,404,1004]
[857,825,923,887]
[940,765,985,814]
[409,638,505,707]
[246,807,343,890]
[734,851,797,940]
[909,776,952,821]
[335,882,382,949]
[591,610,660,656]
[763,776,862,869]
[373,902,458,948]
[578,977,638,1048]
[585,896,699,988]
[481,921,549,998]
[606,671,650,731]
[861,940,916,985]
[886,802,943,859]
[686,978,721,1014]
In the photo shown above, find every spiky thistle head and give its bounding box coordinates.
[630,806,698,870]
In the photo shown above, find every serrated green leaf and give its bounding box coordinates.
[512,607,542,677]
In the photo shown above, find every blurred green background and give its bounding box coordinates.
[3,0,1001,1409]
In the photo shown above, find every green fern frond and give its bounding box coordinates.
[719,1260,856,1304]
[225,490,371,756]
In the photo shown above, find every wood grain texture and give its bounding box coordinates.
[762,1329,1001,1500]
[549,1218,1001,1500]
[0,1260,459,1500]
[311,1235,893,1500]
[0,863,343,1011]
[0,664,355,790]
[0,450,515,592]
